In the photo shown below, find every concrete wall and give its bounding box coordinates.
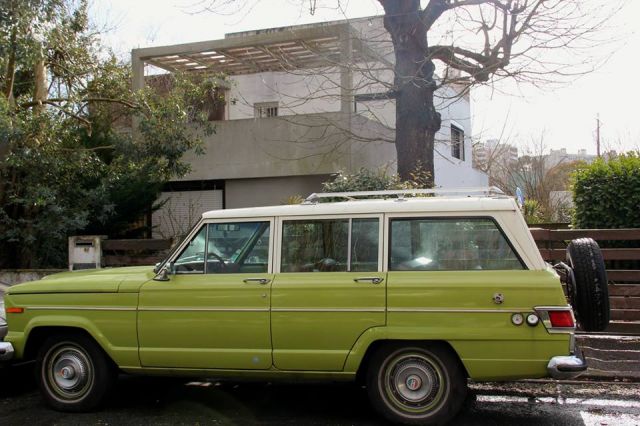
[182,112,396,181]
[225,174,330,208]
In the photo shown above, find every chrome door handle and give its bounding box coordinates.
[243,278,271,285]
[354,277,384,284]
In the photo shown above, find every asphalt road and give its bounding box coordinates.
[1,367,639,426]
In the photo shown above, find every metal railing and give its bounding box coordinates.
[304,187,506,203]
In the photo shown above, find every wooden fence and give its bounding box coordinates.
[530,228,640,331]
[101,239,173,267]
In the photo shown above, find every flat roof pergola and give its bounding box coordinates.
[132,20,390,115]
[132,22,384,76]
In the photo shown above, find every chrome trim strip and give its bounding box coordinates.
[139,307,269,312]
[271,308,386,313]
[534,305,576,334]
[387,308,531,313]
[27,306,136,311]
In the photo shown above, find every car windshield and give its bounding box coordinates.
[154,220,203,273]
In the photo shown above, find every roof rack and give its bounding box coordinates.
[303,187,506,204]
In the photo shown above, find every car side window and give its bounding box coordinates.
[206,222,270,274]
[174,222,270,274]
[389,218,524,271]
[281,218,379,272]
[350,218,379,272]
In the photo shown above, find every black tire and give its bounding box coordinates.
[36,333,117,412]
[566,238,610,332]
[366,343,467,425]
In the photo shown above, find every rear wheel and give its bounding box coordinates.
[37,333,116,412]
[566,238,610,332]
[366,344,466,425]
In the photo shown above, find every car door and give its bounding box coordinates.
[270,215,385,371]
[138,218,274,370]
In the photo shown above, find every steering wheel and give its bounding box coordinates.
[207,252,227,270]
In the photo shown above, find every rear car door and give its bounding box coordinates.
[270,215,385,371]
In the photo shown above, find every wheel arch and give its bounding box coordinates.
[23,325,113,365]
[350,336,469,384]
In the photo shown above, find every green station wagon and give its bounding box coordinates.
[0,188,610,425]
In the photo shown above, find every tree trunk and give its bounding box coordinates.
[33,50,48,114]
[379,0,441,185]
[2,28,17,103]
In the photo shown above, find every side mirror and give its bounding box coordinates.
[153,264,173,282]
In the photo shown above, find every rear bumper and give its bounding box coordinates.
[547,354,587,380]
[0,341,14,362]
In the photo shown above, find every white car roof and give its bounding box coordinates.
[202,196,518,219]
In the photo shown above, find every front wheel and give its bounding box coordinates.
[36,333,116,412]
[366,344,467,425]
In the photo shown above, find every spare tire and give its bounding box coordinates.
[566,238,610,332]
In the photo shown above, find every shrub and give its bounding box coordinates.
[572,153,640,229]
[322,167,431,193]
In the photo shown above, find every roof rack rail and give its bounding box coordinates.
[303,187,506,203]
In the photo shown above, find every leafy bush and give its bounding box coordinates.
[572,153,640,229]
[522,199,545,224]
[322,167,431,193]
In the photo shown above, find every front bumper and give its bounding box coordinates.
[0,341,14,362]
[547,355,587,380]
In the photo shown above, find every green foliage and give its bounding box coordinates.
[0,0,219,268]
[572,153,640,229]
[322,167,432,193]
[522,199,545,225]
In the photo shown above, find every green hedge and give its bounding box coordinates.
[572,153,640,229]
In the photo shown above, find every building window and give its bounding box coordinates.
[451,125,464,160]
[255,102,279,118]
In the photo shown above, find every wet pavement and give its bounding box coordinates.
[0,367,639,425]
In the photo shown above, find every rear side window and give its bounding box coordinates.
[389,218,524,271]
[281,218,379,272]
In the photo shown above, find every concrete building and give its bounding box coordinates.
[131,17,488,238]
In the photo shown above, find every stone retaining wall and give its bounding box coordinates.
[0,270,65,286]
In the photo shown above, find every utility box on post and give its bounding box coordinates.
[68,236,102,271]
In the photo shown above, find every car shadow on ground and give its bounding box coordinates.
[0,371,595,425]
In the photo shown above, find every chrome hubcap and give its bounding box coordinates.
[46,345,93,400]
[393,359,436,402]
[384,352,443,412]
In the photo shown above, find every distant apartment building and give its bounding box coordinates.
[473,139,518,171]
[546,148,597,169]
[132,17,488,238]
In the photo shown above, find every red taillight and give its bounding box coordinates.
[548,310,574,328]
[6,307,24,314]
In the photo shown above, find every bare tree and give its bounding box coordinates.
[192,0,619,184]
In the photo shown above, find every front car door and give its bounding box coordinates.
[138,218,274,370]
[270,214,385,371]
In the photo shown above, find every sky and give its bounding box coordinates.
[91,0,640,155]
